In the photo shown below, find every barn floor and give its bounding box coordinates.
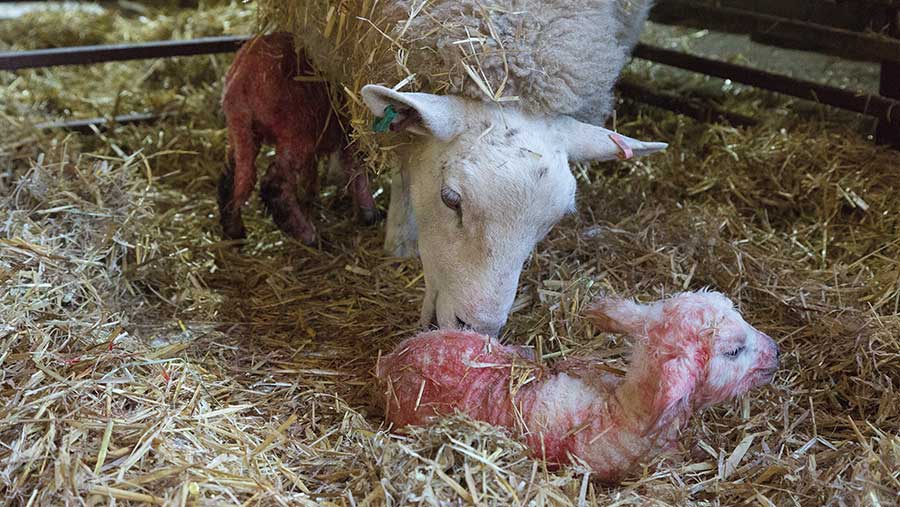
[2,3,899,506]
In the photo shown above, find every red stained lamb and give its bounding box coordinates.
[376,291,779,483]
[220,32,377,244]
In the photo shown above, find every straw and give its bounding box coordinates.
[1,2,899,506]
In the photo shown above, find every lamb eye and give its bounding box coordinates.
[724,345,746,358]
[441,187,461,211]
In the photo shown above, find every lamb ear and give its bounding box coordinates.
[361,85,464,141]
[556,116,668,162]
[586,297,656,335]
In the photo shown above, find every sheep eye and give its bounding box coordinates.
[724,345,746,358]
[441,187,461,211]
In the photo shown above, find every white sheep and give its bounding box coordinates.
[266,0,667,334]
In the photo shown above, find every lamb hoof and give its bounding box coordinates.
[222,224,247,244]
[297,233,318,248]
[359,208,382,226]
[277,223,317,248]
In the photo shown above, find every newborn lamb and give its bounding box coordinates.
[376,291,779,483]
[220,33,378,244]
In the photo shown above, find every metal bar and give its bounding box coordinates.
[633,43,900,127]
[876,12,900,146]
[617,79,758,127]
[2,30,896,132]
[877,61,900,144]
[650,0,900,63]
[0,35,249,71]
[34,112,169,133]
[716,0,891,32]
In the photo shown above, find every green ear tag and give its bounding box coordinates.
[373,104,397,133]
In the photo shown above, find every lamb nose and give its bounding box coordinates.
[762,333,779,362]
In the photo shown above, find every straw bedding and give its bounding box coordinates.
[1,3,899,506]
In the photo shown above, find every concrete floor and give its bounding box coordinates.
[0,2,104,20]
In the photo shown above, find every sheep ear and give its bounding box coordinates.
[361,85,464,141]
[556,116,668,162]
[586,297,655,335]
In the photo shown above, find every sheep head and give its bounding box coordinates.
[360,85,667,336]
[587,291,779,432]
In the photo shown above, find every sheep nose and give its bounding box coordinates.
[765,333,780,365]
[483,322,504,337]
[455,315,503,337]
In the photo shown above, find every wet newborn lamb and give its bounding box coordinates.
[376,291,779,483]
[220,33,378,244]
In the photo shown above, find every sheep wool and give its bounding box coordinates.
[258,0,653,128]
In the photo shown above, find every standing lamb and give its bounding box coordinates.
[220,33,378,245]
[376,291,780,483]
[259,0,667,334]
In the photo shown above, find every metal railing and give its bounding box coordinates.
[1,5,898,143]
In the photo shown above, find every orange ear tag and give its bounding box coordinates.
[608,133,634,160]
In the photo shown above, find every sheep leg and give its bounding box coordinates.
[325,151,344,187]
[297,154,320,205]
[384,167,418,257]
[339,145,379,225]
[260,147,318,246]
[219,119,259,240]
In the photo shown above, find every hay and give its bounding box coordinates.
[2,2,900,506]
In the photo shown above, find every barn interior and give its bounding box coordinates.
[1,1,899,506]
